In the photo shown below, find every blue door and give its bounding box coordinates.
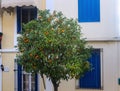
[79,49,101,89]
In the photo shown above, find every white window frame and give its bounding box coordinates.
[22,71,36,91]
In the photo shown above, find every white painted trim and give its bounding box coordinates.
[0,48,18,53]
[100,48,104,89]
[0,15,2,32]
[14,7,22,47]
[87,37,120,42]
[14,7,18,47]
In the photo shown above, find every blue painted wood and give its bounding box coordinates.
[33,7,37,19]
[17,64,22,91]
[79,49,101,89]
[17,7,21,33]
[35,74,38,91]
[78,0,100,22]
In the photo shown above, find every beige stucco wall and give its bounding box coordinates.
[1,11,16,91]
[2,11,15,48]
[2,53,16,91]
[40,0,46,10]
[1,0,46,91]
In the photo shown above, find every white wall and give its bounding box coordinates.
[47,0,119,40]
[58,42,120,91]
[87,42,119,91]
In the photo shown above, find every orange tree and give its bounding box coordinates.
[17,10,92,91]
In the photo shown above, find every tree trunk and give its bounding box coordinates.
[52,80,59,91]
[53,83,58,91]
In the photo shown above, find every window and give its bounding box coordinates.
[22,72,38,91]
[17,64,38,91]
[16,7,38,91]
[78,0,100,22]
[79,49,102,89]
[17,6,37,33]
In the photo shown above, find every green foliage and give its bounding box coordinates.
[17,10,92,86]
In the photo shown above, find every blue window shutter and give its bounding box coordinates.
[79,49,101,89]
[17,7,21,33]
[35,74,38,91]
[33,7,37,19]
[78,0,100,22]
[17,64,22,91]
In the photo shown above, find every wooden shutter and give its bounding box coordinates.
[17,7,21,33]
[79,49,101,89]
[78,0,100,22]
[17,64,22,91]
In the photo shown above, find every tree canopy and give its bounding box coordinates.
[17,10,92,91]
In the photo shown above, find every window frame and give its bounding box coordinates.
[76,48,103,90]
[17,6,37,34]
[22,71,38,91]
[14,59,39,91]
[14,6,38,91]
[14,6,37,47]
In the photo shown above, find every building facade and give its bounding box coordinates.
[0,1,46,91]
[0,0,120,91]
[49,0,120,91]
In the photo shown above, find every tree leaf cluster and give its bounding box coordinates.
[17,9,92,86]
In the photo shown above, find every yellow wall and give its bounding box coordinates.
[2,53,16,91]
[40,0,46,10]
[1,0,46,90]
[2,11,15,49]
[1,11,16,91]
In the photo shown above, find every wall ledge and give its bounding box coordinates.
[86,37,120,42]
[0,48,18,53]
